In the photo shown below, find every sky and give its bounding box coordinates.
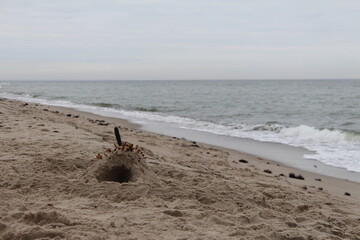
[0,0,360,80]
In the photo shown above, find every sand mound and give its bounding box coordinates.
[88,150,159,186]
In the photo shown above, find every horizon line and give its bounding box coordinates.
[1,78,360,82]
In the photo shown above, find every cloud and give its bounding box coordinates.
[0,0,359,80]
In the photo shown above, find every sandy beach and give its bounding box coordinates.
[0,98,359,240]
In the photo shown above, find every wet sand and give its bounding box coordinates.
[0,98,359,240]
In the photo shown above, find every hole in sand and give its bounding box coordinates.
[97,165,133,183]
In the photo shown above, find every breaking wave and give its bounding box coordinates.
[280,125,360,143]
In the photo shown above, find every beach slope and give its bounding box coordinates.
[0,98,359,240]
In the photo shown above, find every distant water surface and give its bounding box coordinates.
[1,80,359,173]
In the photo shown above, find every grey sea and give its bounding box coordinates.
[1,80,359,180]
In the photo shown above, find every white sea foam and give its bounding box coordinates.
[1,92,359,173]
[278,126,360,172]
[280,125,347,142]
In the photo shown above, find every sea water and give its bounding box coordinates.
[1,80,359,176]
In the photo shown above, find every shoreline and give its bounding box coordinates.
[142,122,360,183]
[2,97,359,199]
[2,91,359,183]
[1,98,360,239]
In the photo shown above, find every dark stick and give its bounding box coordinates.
[114,127,122,146]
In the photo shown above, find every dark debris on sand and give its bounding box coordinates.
[289,173,305,180]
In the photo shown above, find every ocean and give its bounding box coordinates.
[1,80,359,176]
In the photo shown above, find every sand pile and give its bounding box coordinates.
[87,144,160,185]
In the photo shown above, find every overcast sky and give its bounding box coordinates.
[1,0,360,80]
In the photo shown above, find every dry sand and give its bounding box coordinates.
[0,98,359,240]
